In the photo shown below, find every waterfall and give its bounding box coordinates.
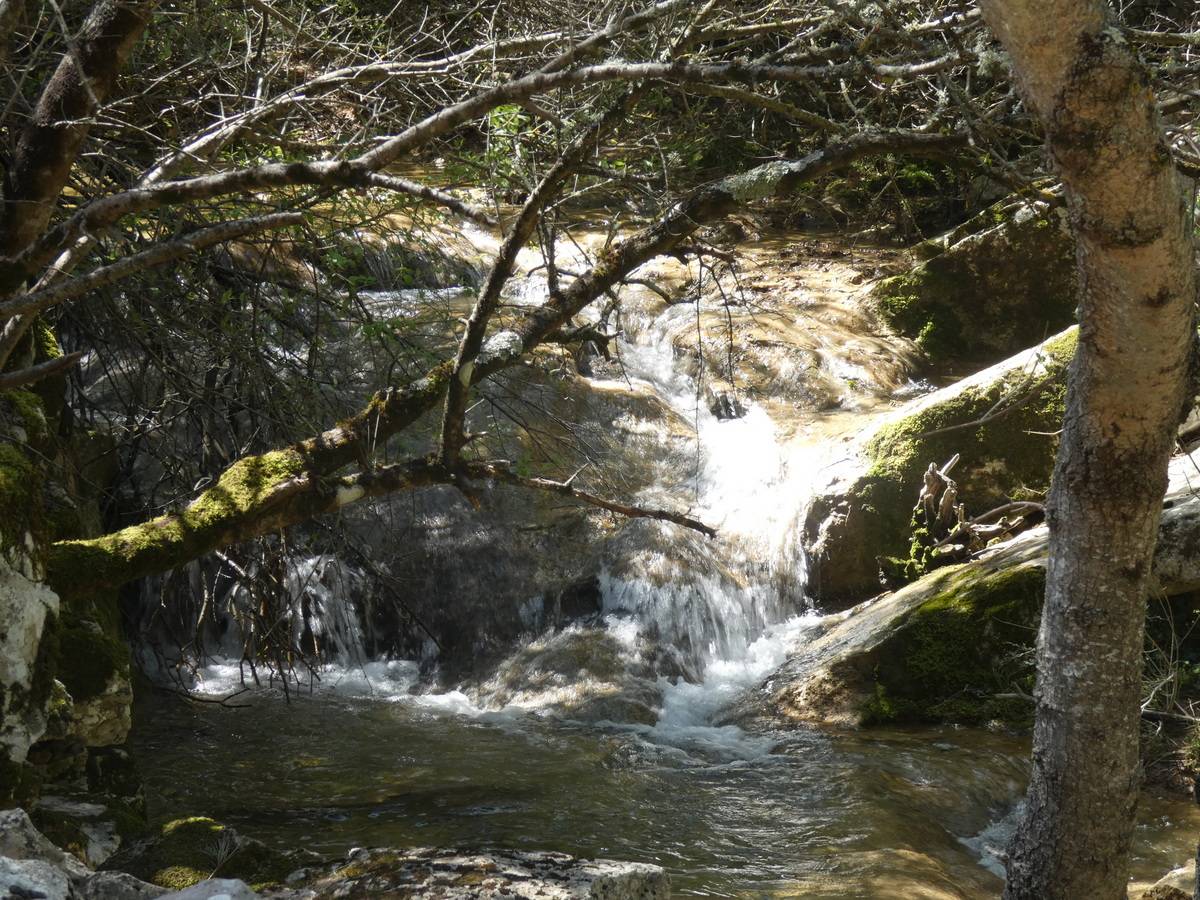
[158,236,907,735]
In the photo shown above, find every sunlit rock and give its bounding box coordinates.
[804,328,1076,610]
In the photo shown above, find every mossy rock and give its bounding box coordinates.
[103,816,311,891]
[806,328,1075,609]
[755,537,1048,730]
[56,611,130,704]
[860,564,1043,726]
[30,791,147,867]
[870,200,1076,367]
[0,430,45,561]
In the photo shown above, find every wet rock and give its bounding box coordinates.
[276,847,668,899]
[805,328,1075,610]
[475,627,664,724]
[739,535,1046,729]
[706,384,746,421]
[1138,859,1196,900]
[550,576,603,624]
[750,465,1200,729]
[870,199,1076,367]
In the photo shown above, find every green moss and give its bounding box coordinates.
[109,816,299,891]
[870,203,1077,365]
[56,613,129,702]
[873,273,963,360]
[0,442,41,554]
[4,391,49,444]
[48,448,307,597]
[857,328,1075,567]
[861,564,1044,726]
[32,319,63,362]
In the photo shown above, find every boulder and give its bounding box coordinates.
[0,553,61,793]
[805,327,1076,610]
[750,465,1200,729]
[472,626,669,725]
[164,879,258,900]
[0,807,223,899]
[1138,859,1195,899]
[78,871,168,899]
[0,807,91,880]
[0,856,72,900]
[280,847,669,899]
[869,199,1076,367]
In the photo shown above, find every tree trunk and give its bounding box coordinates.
[977,2,1198,898]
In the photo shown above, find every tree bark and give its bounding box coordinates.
[0,1,158,261]
[977,2,1198,898]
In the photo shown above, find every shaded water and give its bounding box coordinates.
[131,686,1198,897]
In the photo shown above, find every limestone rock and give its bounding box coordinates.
[32,794,133,868]
[0,856,71,900]
[804,328,1075,610]
[73,672,134,748]
[0,554,61,766]
[78,871,169,899]
[276,847,669,899]
[164,878,259,899]
[870,200,1076,366]
[0,808,90,880]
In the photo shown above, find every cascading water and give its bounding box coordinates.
[130,236,1200,898]
[174,233,898,736]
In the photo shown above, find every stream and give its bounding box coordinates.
[130,233,1200,897]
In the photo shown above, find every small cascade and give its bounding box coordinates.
[159,234,910,740]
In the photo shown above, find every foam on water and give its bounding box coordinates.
[176,266,856,759]
[643,612,822,758]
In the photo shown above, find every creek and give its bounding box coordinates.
[129,232,1200,897]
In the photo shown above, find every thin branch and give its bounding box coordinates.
[463,461,717,537]
[0,212,304,323]
[0,350,83,391]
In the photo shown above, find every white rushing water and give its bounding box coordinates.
[178,252,877,760]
